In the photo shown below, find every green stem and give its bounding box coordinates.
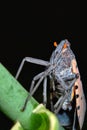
[0,63,64,130]
[0,63,38,130]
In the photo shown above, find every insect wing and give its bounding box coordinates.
[72,59,86,129]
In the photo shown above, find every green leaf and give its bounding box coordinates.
[11,104,64,130]
[29,104,64,130]
[0,63,65,130]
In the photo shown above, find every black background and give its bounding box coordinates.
[0,1,87,130]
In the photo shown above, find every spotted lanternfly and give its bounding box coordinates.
[15,39,86,130]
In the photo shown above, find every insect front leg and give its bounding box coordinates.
[15,57,50,79]
[21,72,45,111]
[29,72,44,93]
[21,65,54,111]
[30,74,48,107]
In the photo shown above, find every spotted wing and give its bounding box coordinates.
[72,59,86,129]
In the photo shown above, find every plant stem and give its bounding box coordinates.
[0,63,64,130]
[0,63,38,130]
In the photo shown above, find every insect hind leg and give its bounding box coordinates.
[15,57,50,79]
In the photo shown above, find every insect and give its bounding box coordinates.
[15,39,86,130]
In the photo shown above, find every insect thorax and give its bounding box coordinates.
[50,45,75,110]
[50,45,75,80]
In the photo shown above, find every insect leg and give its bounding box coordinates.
[54,78,77,114]
[30,73,48,107]
[21,74,44,111]
[21,72,44,111]
[54,96,63,109]
[49,76,56,112]
[15,57,50,79]
[43,77,47,107]
[30,65,54,97]
[54,92,69,114]
[56,74,68,91]
[72,108,76,130]
[29,72,44,92]
[56,73,78,91]
[21,66,54,111]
